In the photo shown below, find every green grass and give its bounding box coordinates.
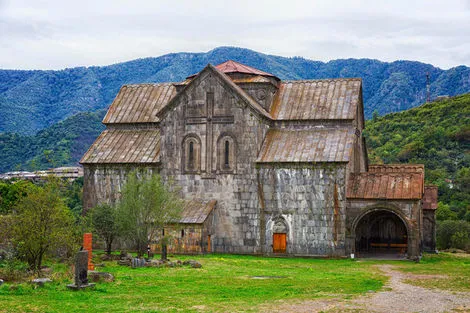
[392,253,470,291]
[0,253,467,312]
[0,254,384,313]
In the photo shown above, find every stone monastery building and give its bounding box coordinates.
[81,60,437,258]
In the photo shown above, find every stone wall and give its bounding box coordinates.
[257,164,347,256]
[82,164,160,211]
[422,209,436,252]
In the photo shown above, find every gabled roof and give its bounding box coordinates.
[179,200,217,224]
[102,83,176,124]
[347,172,424,200]
[257,128,355,163]
[270,79,362,120]
[187,60,278,80]
[80,129,161,164]
[158,64,272,121]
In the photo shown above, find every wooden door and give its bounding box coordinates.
[273,233,286,253]
[207,235,211,253]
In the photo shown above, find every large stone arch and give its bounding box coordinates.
[352,205,412,258]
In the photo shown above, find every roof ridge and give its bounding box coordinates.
[283,78,362,83]
[123,82,177,87]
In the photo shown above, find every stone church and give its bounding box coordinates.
[81,60,437,258]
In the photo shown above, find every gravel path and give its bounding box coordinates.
[262,265,470,313]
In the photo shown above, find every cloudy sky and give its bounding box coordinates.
[1,0,470,70]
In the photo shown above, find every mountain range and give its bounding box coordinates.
[1,46,470,135]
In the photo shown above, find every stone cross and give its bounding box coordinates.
[185,91,234,175]
[67,250,95,290]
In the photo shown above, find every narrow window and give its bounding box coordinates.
[181,229,185,238]
[188,141,194,170]
[224,140,230,168]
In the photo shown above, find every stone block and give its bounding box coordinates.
[31,278,52,287]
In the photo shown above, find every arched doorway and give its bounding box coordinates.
[355,209,408,257]
[272,219,288,253]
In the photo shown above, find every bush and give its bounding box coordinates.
[0,247,29,282]
[437,220,470,251]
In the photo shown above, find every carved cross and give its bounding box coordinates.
[186,92,234,175]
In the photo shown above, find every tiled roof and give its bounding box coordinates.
[270,79,362,120]
[179,200,217,224]
[80,129,160,164]
[347,172,424,200]
[423,186,438,210]
[231,75,276,84]
[187,60,277,79]
[257,128,355,163]
[368,164,424,173]
[102,83,176,124]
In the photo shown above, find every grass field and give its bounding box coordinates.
[0,253,468,312]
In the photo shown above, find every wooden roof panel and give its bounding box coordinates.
[102,83,177,124]
[80,129,161,164]
[271,78,361,120]
[257,128,355,163]
[179,200,217,224]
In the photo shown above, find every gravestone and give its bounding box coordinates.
[131,258,146,268]
[67,250,95,290]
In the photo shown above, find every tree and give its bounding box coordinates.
[11,181,77,271]
[0,180,34,215]
[91,204,118,255]
[116,171,183,258]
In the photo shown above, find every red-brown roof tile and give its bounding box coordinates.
[187,60,277,79]
[347,172,424,200]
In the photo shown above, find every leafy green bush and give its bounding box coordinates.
[0,247,29,282]
[437,220,470,250]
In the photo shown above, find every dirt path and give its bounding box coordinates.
[263,265,470,313]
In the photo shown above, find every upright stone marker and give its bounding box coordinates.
[67,250,95,290]
[83,233,94,270]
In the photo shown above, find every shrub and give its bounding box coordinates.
[437,220,470,251]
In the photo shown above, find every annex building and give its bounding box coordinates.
[81,60,437,258]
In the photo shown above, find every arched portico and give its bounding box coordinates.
[353,207,410,258]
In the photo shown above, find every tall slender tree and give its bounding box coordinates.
[116,171,183,258]
[91,203,118,255]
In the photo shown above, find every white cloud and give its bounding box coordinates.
[0,0,469,69]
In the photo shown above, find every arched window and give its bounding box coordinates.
[188,142,195,170]
[217,134,236,173]
[182,135,201,173]
[224,140,230,168]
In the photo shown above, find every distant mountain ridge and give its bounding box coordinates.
[1,46,470,135]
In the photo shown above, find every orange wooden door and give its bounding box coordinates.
[273,233,286,253]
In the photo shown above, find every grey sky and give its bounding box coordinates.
[1,0,470,70]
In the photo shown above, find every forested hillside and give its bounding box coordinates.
[365,94,470,221]
[1,46,470,134]
[0,110,105,173]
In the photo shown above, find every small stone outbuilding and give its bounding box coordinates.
[81,60,437,258]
